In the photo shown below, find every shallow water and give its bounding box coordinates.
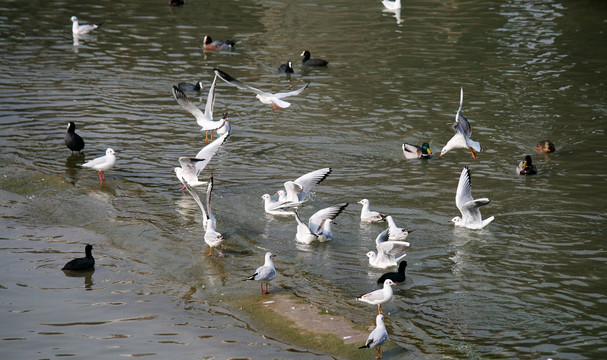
[1,0,606,359]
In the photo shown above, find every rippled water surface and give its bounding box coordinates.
[1,0,606,359]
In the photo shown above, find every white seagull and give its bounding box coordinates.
[245,252,277,294]
[260,194,295,216]
[450,167,494,229]
[357,199,386,223]
[381,0,401,10]
[214,68,310,109]
[171,74,228,142]
[359,314,389,359]
[82,148,117,181]
[385,215,414,241]
[365,229,410,269]
[174,131,230,189]
[70,16,102,35]
[356,279,396,314]
[276,168,332,206]
[294,203,349,244]
[440,87,482,160]
[184,178,223,256]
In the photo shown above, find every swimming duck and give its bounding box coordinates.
[278,61,294,73]
[202,35,235,50]
[535,140,555,153]
[301,50,328,67]
[177,81,203,92]
[402,142,431,159]
[62,244,95,271]
[517,155,537,175]
[377,261,407,284]
[65,122,85,154]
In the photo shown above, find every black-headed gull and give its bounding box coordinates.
[356,279,396,314]
[381,0,401,10]
[365,229,409,269]
[260,194,295,216]
[301,50,328,67]
[357,199,386,223]
[377,261,407,284]
[535,140,555,153]
[359,314,389,359]
[65,122,85,154]
[214,68,310,109]
[294,203,348,244]
[440,88,482,159]
[402,142,431,159]
[61,244,94,271]
[450,167,494,229]
[202,35,235,50]
[174,131,230,189]
[517,155,537,175]
[70,16,102,35]
[245,252,276,294]
[276,168,332,205]
[278,61,294,74]
[184,178,223,256]
[82,148,117,181]
[171,74,227,142]
[385,216,414,241]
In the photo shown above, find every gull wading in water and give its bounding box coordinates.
[365,229,409,269]
[82,148,117,181]
[385,216,414,241]
[70,16,102,35]
[276,168,332,206]
[174,131,230,189]
[171,73,227,142]
[440,88,482,159]
[244,252,277,294]
[450,167,494,229]
[357,199,387,223]
[359,314,389,360]
[184,178,223,256]
[294,203,349,244]
[214,68,310,109]
[356,279,396,314]
[260,194,295,216]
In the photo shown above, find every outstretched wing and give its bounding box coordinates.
[455,167,474,212]
[293,167,332,194]
[308,203,348,234]
[274,82,310,99]
[194,132,230,175]
[214,68,265,95]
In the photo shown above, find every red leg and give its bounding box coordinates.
[469,147,477,160]
[260,283,264,293]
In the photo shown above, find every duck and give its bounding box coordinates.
[402,142,431,159]
[377,261,407,284]
[177,81,203,92]
[245,252,277,294]
[357,199,386,223]
[278,61,294,74]
[535,140,555,153]
[202,35,235,50]
[359,314,389,360]
[70,16,102,35]
[517,155,537,175]
[81,148,117,181]
[301,50,328,67]
[65,122,85,154]
[356,279,396,314]
[62,244,95,271]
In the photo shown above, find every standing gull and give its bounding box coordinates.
[357,199,386,223]
[174,131,230,189]
[214,68,310,109]
[82,148,117,181]
[440,88,482,159]
[294,203,348,244]
[365,229,410,269]
[356,279,396,314]
[65,122,85,154]
[184,178,223,256]
[245,252,277,294]
[359,314,389,359]
[450,167,494,229]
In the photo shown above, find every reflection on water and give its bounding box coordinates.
[62,269,95,289]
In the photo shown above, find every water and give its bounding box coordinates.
[1,0,606,358]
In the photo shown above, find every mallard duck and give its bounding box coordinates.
[535,140,555,153]
[202,35,235,50]
[402,142,431,159]
[517,155,537,175]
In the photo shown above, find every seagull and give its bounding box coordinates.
[381,0,401,10]
[62,244,95,271]
[357,199,386,223]
[278,61,294,74]
[202,35,235,50]
[385,216,414,241]
[65,122,85,154]
[184,178,223,256]
[244,252,277,294]
[177,81,203,92]
[440,88,482,160]
[402,142,431,159]
[356,279,396,314]
[359,314,389,360]
[301,50,328,67]
[214,68,310,109]
[377,261,407,284]
[450,167,494,229]
[517,155,537,175]
[365,229,409,269]
[82,148,117,181]
[171,73,227,142]
[276,168,332,205]
[294,203,349,244]
[70,16,102,35]
[173,131,230,189]
[260,194,295,216]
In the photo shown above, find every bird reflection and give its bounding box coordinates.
[62,269,95,289]
[383,8,403,25]
[65,153,85,184]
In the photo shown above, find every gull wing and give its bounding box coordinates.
[184,183,208,222]
[178,157,205,183]
[308,203,348,234]
[455,88,472,136]
[293,167,332,194]
[204,73,218,120]
[374,228,390,246]
[377,240,410,256]
[206,176,215,223]
[455,167,475,212]
[359,288,385,302]
[194,132,230,175]
[214,68,265,96]
[274,82,310,99]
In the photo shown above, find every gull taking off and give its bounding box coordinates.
[184,178,223,256]
[294,203,349,244]
[440,88,482,159]
[174,131,230,189]
[276,168,332,206]
[450,167,494,229]
[365,229,410,269]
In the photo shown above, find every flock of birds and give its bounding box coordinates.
[63,10,557,359]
